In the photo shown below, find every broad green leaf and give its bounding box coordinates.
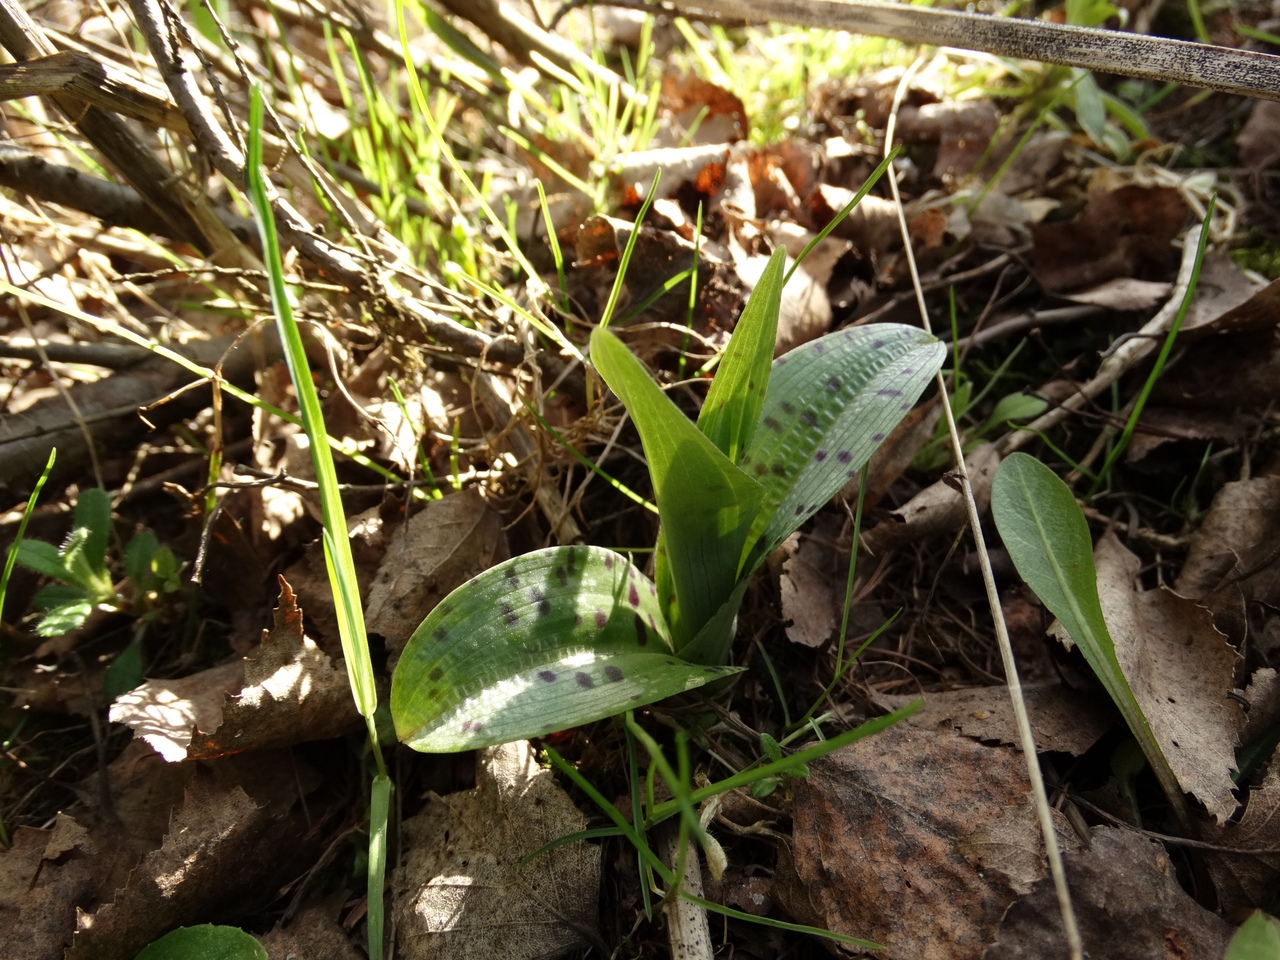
[62,487,112,592]
[1225,911,1280,960]
[36,600,94,637]
[591,328,764,647]
[991,452,1189,826]
[982,392,1048,435]
[678,575,750,666]
[697,247,785,463]
[741,324,945,567]
[392,546,740,752]
[134,924,267,960]
[124,530,160,587]
[15,539,75,582]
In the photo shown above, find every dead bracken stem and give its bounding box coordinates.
[885,56,1084,960]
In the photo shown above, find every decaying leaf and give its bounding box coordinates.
[790,723,1073,960]
[366,488,509,663]
[778,516,842,649]
[863,443,1000,553]
[395,740,600,960]
[985,827,1233,958]
[1092,532,1243,823]
[1203,761,1280,915]
[110,578,361,761]
[875,682,1111,756]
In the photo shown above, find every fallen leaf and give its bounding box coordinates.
[1203,762,1280,914]
[1238,99,1280,170]
[110,578,361,761]
[778,515,843,649]
[985,827,1233,958]
[791,723,1072,959]
[1030,185,1186,294]
[366,489,509,663]
[863,443,1000,553]
[394,740,600,960]
[875,682,1112,756]
[1093,531,1243,823]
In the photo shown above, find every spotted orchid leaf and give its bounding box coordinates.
[740,324,946,570]
[391,545,740,752]
[591,327,764,648]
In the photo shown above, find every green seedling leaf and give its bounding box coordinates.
[1225,911,1280,960]
[991,452,1192,828]
[698,247,785,463]
[104,637,145,703]
[134,924,267,960]
[34,598,94,637]
[14,539,76,583]
[392,546,741,752]
[741,324,945,565]
[124,530,160,587]
[61,487,112,595]
[982,392,1048,435]
[591,328,764,647]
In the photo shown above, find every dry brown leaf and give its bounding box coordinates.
[67,753,321,960]
[1093,531,1243,822]
[1030,185,1186,294]
[257,901,363,960]
[395,740,600,960]
[791,724,1073,960]
[110,578,361,761]
[1203,762,1280,914]
[875,682,1112,756]
[863,443,1000,553]
[984,827,1232,958]
[778,515,843,649]
[1238,98,1280,170]
[1240,667,1280,748]
[366,489,508,663]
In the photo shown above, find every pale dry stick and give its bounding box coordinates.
[681,0,1280,102]
[993,231,1203,459]
[658,825,714,960]
[883,59,1084,959]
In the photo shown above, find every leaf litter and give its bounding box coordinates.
[3,0,1280,957]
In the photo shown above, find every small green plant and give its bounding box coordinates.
[14,487,183,638]
[391,249,946,752]
[134,923,266,960]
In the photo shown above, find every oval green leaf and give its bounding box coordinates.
[391,546,741,752]
[134,924,266,960]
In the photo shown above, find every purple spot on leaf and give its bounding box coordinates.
[780,401,795,414]
[531,588,551,617]
[755,463,769,476]
[814,342,825,355]
[877,388,902,397]
[901,368,914,376]
[762,415,782,431]
[800,410,817,427]
[629,584,640,607]
[837,451,852,464]
[428,666,444,682]
[501,602,518,625]
[595,610,608,629]
[555,566,568,586]
[795,504,806,515]
[604,554,614,570]
[900,402,912,411]
[574,613,582,627]
[872,339,884,349]
[433,627,449,642]
[814,449,827,462]
[538,670,557,682]
[604,666,624,683]
[776,356,788,366]
[827,377,841,392]
[575,672,595,689]
[871,432,886,442]
[771,463,787,476]
[649,581,657,595]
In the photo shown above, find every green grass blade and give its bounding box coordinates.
[367,773,391,958]
[246,85,379,731]
[391,546,740,752]
[697,247,785,462]
[591,328,764,648]
[2,450,56,631]
[991,452,1191,828]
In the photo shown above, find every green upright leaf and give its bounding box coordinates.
[591,328,764,647]
[740,324,945,568]
[391,546,740,752]
[1225,911,1280,960]
[991,452,1190,826]
[62,487,112,591]
[697,247,785,463]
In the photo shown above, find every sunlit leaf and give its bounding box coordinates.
[134,924,266,960]
[741,323,945,567]
[392,546,739,752]
[591,327,763,647]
